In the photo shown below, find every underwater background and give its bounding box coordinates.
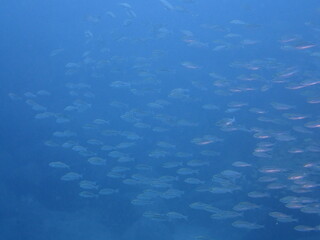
[0,0,320,239]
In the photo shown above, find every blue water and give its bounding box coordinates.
[1,0,320,239]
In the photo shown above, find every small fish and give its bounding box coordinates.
[166,211,188,220]
[79,191,98,198]
[49,161,70,169]
[177,168,199,175]
[61,172,82,181]
[88,157,106,166]
[99,188,119,195]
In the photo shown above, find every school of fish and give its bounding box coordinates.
[8,1,320,239]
